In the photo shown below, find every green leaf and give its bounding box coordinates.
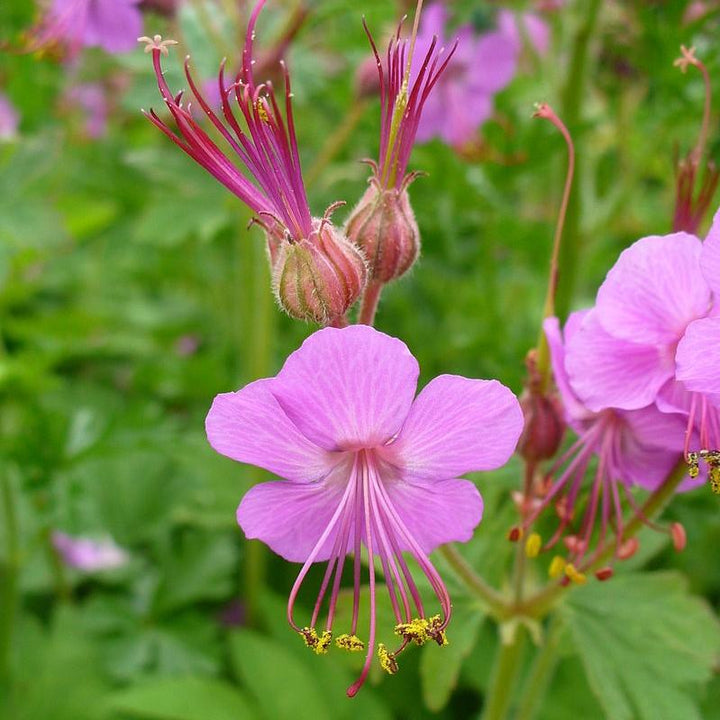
[560,571,720,720]
[110,676,258,720]
[229,629,332,720]
[419,601,485,712]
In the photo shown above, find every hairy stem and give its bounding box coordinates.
[480,625,526,720]
[358,280,383,326]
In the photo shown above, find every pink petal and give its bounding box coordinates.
[595,233,711,345]
[205,379,337,482]
[236,473,350,563]
[388,375,523,480]
[85,0,143,53]
[543,313,591,426]
[271,326,419,451]
[386,477,483,553]
[702,207,720,295]
[676,317,720,403]
[565,311,674,412]
[470,30,518,93]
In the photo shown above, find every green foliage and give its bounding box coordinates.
[560,572,720,720]
[0,1,719,719]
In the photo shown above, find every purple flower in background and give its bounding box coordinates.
[29,0,143,57]
[52,532,129,571]
[0,93,19,140]
[206,325,523,696]
[411,4,548,149]
[513,313,690,582]
[66,82,108,138]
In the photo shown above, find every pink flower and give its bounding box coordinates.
[0,93,19,140]
[563,224,720,485]
[52,532,129,571]
[517,314,689,580]
[29,0,143,57]
[205,325,522,695]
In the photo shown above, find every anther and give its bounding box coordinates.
[427,615,448,647]
[548,555,566,579]
[671,522,687,552]
[595,566,614,582]
[564,563,587,585]
[394,617,429,645]
[617,537,639,560]
[377,644,399,674]
[508,526,524,542]
[525,532,542,558]
[335,634,365,652]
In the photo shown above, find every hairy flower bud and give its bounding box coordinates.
[345,181,419,283]
[272,219,367,324]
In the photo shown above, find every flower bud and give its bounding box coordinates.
[517,391,565,462]
[345,181,419,283]
[272,219,367,324]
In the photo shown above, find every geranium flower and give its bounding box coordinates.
[52,532,129,571]
[513,313,689,582]
[206,325,523,695]
[563,226,720,486]
[28,0,143,57]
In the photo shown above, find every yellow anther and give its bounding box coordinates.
[548,555,567,579]
[687,452,699,479]
[314,630,332,655]
[564,563,587,585]
[335,634,365,652]
[525,532,542,558]
[427,615,448,647]
[256,100,269,123]
[377,643,398,675]
[299,627,318,649]
[394,617,430,645]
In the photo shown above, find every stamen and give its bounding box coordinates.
[525,532,542,558]
[336,634,365,652]
[377,644,399,674]
[548,555,566,579]
[564,563,587,585]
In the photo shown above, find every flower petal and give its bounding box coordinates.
[385,477,483,553]
[205,379,336,482]
[388,375,523,480]
[271,326,419,450]
[595,233,710,345]
[676,316,720,403]
[544,312,591,425]
[236,476,350,563]
[701,206,720,295]
[565,311,674,412]
[85,0,143,53]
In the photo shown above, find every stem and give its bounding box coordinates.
[517,458,687,619]
[532,105,575,392]
[305,101,368,187]
[480,625,526,720]
[238,227,276,628]
[438,544,506,616]
[358,280,383,326]
[515,617,563,720]
[555,0,602,320]
[0,467,19,687]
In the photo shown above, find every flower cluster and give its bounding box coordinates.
[514,217,720,580]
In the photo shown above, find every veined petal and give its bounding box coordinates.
[385,477,483,553]
[205,379,337,482]
[388,375,523,480]
[702,207,720,295]
[565,311,674,412]
[676,317,720,404]
[237,475,350,563]
[272,326,419,451]
[595,233,711,345]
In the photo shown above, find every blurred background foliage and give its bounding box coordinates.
[0,0,719,718]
